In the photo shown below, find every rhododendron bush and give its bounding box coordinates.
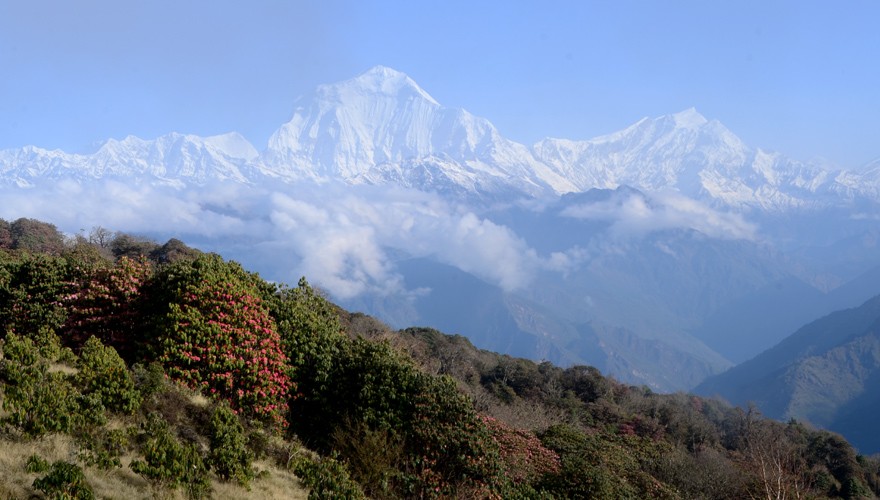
[63,256,153,358]
[149,255,292,429]
[481,415,560,486]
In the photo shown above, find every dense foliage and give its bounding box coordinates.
[1,217,880,499]
[146,255,292,428]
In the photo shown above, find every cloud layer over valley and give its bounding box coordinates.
[560,189,758,241]
[1,177,759,305]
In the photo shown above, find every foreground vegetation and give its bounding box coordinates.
[1,216,879,499]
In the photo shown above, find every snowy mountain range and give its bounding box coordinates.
[4,65,880,393]
[3,65,878,211]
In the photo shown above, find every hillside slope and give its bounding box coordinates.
[3,218,880,498]
[697,295,880,453]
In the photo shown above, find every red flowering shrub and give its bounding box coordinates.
[481,416,560,486]
[62,256,153,357]
[152,256,292,429]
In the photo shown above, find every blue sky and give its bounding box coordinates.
[1,1,878,168]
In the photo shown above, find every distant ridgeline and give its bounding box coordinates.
[1,216,879,498]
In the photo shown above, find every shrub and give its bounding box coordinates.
[207,404,254,486]
[0,333,82,436]
[130,362,167,400]
[76,336,141,414]
[25,454,50,473]
[78,427,131,470]
[538,424,678,498]
[482,415,560,487]
[131,414,210,499]
[62,256,153,360]
[32,460,94,500]
[148,256,291,429]
[331,419,404,497]
[402,372,504,498]
[290,337,504,497]
[292,453,366,500]
[0,253,72,341]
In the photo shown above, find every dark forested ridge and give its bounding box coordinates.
[1,217,879,499]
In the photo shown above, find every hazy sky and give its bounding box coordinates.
[1,1,878,167]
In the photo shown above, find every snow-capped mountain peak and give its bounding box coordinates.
[262,66,576,197]
[1,67,878,211]
[671,107,709,129]
[332,65,440,106]
[264,66,446,178]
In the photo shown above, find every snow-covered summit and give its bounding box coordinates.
[333,65,440,106]
[1,67,878,210]
[263,66,576,197]
[671,107,709,129]
[531,107,872,210]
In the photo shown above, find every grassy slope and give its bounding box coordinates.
[0,393,310,500]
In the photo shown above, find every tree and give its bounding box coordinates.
[0,252,72,345]
[269,278,345,434]
[561,365,611,404]
[149,238,201,264]
[109,233,159,260]
[270,277,342,381]
[0,218,12,248]
[808,430,870,498]
[735,407,813,500]
[87,226,115,249]
[9,218,65,254]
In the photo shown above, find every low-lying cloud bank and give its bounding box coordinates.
[1,180,542,299]
[560,189,757,241]
[0,180,756,301]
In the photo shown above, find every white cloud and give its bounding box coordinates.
[265,184,539,298]
[1,180,754,303]
[560,189,756,241]
[0,178,543,300]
